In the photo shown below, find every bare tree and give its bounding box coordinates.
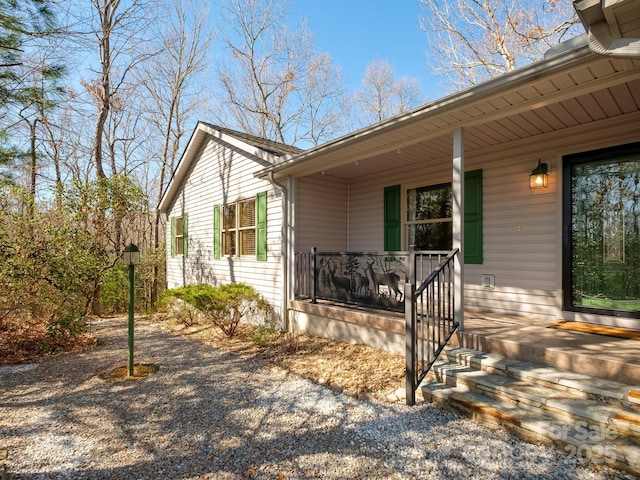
[353,59,423,126]
[84,0,157,179]
[216,0,346,147]
[291,52,347,147]
[419,0,581,90]
[138,0,214,305]
[70,0,160,313]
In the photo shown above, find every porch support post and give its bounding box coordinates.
[285,176,295,330]
[452,127,465,331]
[311,246,317,304]
[405,281,416,406]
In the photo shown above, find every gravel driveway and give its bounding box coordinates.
[0,318,633,480]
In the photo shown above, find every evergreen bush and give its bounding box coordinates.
[159,283,272,337]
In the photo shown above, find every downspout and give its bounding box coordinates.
[587,20,640,57]
[268,171,290,331]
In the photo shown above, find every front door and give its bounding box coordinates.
[563,142,640,319]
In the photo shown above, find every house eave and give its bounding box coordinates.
[575,0,640,57]
[255,43,597,180]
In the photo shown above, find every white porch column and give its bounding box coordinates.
[268,173,294,331]
[452,127,464,331]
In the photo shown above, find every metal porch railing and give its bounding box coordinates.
[405,248,459,406]
[293,248,460,406]
[294,249,452,309]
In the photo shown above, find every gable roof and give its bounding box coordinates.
[199,122,303,157]
[158,122,302,214]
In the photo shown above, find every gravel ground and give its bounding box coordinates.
[0,318,635,480]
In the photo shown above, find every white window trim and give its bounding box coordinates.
[222,198,256,257]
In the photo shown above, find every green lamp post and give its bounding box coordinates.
[122,243,140,377]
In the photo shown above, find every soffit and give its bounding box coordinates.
[273,52,640,180]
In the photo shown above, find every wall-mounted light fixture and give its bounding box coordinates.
[530,159,549,189]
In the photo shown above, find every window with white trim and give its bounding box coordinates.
[222,198,256,256]
[174,216,185,256]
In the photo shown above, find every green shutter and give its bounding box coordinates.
[464,169,483,264]
[256,191,267,261]
[384,185,401,251]
[213,205,220,259]
[183,213,188,258]
[170,217,175,258]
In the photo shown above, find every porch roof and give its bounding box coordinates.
[257,39,640,181]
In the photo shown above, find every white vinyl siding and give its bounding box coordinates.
[344,148,558,317]
[165,136,283,318]
[295,174,348,252]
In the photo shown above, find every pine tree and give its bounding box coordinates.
[0,0,63,176]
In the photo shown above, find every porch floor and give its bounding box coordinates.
[456,312,640,385]
[288,300,640,385]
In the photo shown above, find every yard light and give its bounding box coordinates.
[123,242,141,266]
[530,160,549,189]
[123,243,140,377]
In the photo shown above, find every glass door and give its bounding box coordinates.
[564,143,640,317]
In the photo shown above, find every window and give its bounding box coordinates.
[383,170,482,263]
[175,217,185,255]
[222,199,256,256]
[213,192,267,261]
[170,214,188,257]
[407,183,452,250]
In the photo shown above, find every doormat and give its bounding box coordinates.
[551,322,640,340]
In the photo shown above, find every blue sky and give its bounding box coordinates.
[290,1,437,98]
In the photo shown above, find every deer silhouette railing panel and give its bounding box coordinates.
[310,249,408,312]
[405,248,459,406]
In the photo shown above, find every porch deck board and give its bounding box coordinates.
[457,313,640,385]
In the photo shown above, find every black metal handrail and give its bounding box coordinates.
[405,248,459,406]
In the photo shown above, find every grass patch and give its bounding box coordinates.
[581,296,640,311]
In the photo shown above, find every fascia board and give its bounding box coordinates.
[158,122,280,214]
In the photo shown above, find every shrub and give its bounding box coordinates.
[251,325,280,346]
[159,283,272,337]
[99,264,129,315]
[0,188,103,340]
[45,312,86,341]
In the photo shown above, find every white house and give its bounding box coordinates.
[159,0,640,336]
[158,123,302,322]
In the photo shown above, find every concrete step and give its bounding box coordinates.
[421,380,640,475]
[420,347,640,476]
[429,359,640,441]
[439,347,638,406]
[449,326,640,385]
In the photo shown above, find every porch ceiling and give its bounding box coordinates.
[267,46,640,180]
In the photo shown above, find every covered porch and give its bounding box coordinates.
[259,40,640,331]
